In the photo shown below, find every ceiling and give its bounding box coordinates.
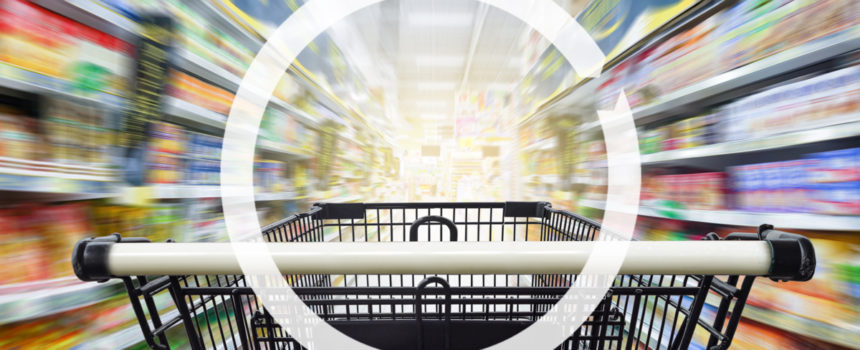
[328,0,590,132]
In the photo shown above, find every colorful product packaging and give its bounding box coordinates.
[805,148,860,184]
[148,122,187,155]
[808,182,860,215]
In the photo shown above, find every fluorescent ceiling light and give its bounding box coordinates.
[415,55,465,67]
[416,81,457,90]
[407,12,473,27]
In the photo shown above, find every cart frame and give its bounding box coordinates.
[73,201,815,350]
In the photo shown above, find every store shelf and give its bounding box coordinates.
[163,96,228,130]
[189,0,263,54]
[255,191,299,201]
[154,185,220,199]
[86,322,146,350]
[173,47,242,91]
[579,199,860,231]
[269,99,320,126]
[0,71,125,110]
[0,277,124,325]
[571,176,604,186]
[316,194,363,203]
[528,174,559,184]
[580,160,607,169]
[0,157,116,199]
[573,29,860,132]
[257,140,313,160]
[118,185,304,202]
[641,120,860,164]
[31,0,140,42]
[522,138,556,152]
[635,30,860,124]
[742,305,859,348]
[168,53,322,130]
[91,295,240,349]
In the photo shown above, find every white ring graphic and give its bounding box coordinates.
[220,0,640,348]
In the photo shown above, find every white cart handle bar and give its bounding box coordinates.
[73,226,814,282]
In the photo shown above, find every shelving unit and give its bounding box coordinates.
[162,96,228,130]
[641,120,860,164]
[514,2,860,349]
[579,199,860,231]
[0,72,125,110]
[742,305,860,349]
[0,278,124,325]
[630,30,860,125]
[0,1,393,349]
[568,28,860,133]
[256,140,313,160]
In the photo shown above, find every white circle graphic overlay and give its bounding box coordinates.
[220,0,641,349]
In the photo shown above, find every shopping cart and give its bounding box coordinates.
[73,202,815,350]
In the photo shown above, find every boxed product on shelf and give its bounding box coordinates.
[42,99,111,166]
[183,132,222,186]
[186,158,219,186]
[167,69,235,114]
[646,113,721,153]
[164,0,254,77]
[147,121,187,155]
[720,65,860,142]
[91,203,183,243]
[39,203,92,278]
[0,207,48,284]
[185,198,226,242]
[729,148,860,214]
[0,203,95,284]
[807,181,860,215]
[805,148,860,211]
[260,108,308,148]
[0,0,133,98]
[730,161,808,213]
[805,147,860,184]
[145,151,183,184]
[187,132,222,160]
[0,112,42,160]
[643,172,727,210]
[254,160,287,193]
[594,0,859,110]
[0,295,139,349]
[638,127,663,155]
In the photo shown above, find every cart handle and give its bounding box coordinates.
[72,228,815,282]
[409,216,458,242]
[416,277,452,350]
[725,224,816,282]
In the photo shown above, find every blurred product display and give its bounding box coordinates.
[513,0,859,349]
[0,0,857,348]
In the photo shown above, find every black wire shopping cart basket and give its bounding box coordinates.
[73,202,815,350]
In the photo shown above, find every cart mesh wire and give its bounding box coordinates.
[118,202,757,350]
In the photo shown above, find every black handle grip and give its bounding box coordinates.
[409,215,458,241]
[727,224,816,282]
[72,234,151,282]
[416,277,451,350]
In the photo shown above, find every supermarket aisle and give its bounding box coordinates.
[0,0,858,349]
